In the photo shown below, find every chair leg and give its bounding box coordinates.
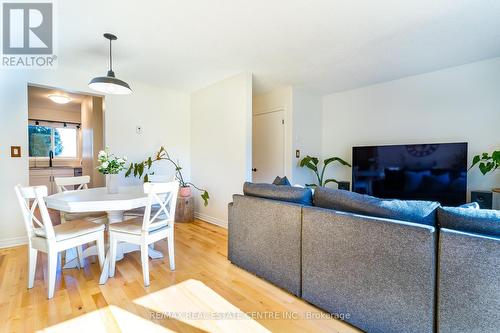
[109,234,117,278]
[167,229,175,271]
[96,233,105,269]
[140,243,150,286]
[28,248,38,289]
[47,250,58,299]
[76,246,85,268]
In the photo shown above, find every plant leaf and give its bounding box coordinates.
[469,154,481,170]
[201,190,210,207]
[324,178,339,185]
[137,163,144,178]
[324,156,351,167]
[125,164,133,177]
[147,157,152,169]
[300,156,319,172]
[144,174,149,183]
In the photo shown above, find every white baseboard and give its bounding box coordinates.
[0,236,27,249]
[194,212,228,228]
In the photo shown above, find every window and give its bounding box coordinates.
[28,125,78,158]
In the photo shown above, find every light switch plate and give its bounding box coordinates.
[11,146,21,157]
[296,150,300,158]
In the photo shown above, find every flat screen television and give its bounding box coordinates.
[352,142,467,206]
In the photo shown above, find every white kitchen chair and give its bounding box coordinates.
[109,181,179,286]
[123,174,174,219]
[14,185,105,299]
[54,175,107,267]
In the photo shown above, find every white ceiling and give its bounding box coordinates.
[28,85,87,113]
[58,0,500,95]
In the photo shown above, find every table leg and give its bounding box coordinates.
[62,247,79,269]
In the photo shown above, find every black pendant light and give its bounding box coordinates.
[89,33,132,95]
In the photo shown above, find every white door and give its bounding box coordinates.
[252,110,285,183]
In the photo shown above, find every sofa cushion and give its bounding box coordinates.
[313,187,440,226]
[243,182,312,205]
[438,206,500,237]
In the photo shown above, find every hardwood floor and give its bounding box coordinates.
[0,220,360,333]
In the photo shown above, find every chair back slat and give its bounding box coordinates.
[142,181,179,232]
[54,176,90,193]
[14,185,55,239]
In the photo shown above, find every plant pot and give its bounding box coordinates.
[106,174,119,194]
[493,188,500,210]
[179,186,192,197]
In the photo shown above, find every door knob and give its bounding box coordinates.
[252,168,257,172]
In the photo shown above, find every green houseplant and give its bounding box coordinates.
[469,150,500,199]
[469,150,500,176]
[299,155,351,187]
[125,146,209,206]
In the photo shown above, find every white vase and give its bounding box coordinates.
[106,174,119,194]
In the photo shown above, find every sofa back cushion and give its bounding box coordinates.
[438,206,500,237]
[243,182,313,205]
[313,187,440,226]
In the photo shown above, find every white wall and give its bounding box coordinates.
[252,87,322,186]
[292,89,322,186]
[191,72,253,227]
[322,57,500,194]
[0,66,190,247]
[106,83,191,186]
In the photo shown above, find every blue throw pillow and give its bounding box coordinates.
[459,202,480,209]
[438,206,500,237]
[272,176,291,186]
[313,187,440,226]
[243,182,312,205]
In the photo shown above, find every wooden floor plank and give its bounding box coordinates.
[0,220,360,333]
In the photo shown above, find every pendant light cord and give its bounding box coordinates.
[109,38,113,72]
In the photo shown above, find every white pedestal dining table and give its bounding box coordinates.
[45,186,164,284]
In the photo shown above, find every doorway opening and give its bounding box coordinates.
[28,84,105,194]
[252,109,286,183]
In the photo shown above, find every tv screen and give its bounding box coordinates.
[352,142,467,206]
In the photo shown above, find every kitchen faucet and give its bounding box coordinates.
[49,150,53,167]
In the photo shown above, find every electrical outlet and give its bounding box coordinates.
[136,126,143,134]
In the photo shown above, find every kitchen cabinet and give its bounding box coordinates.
[29,168,76,195]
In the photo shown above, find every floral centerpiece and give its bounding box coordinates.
[97,147,127,193]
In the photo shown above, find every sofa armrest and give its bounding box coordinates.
[228,194,303,296]
[437,228,500,333]
[302,206,436,333]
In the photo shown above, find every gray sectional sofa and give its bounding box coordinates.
[228,182,500,333]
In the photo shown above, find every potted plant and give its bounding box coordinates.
[125,146,209,206]
[299,155,351,187]
[469,150,500,207]
[97,148,127,194]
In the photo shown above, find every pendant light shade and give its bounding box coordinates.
[89,33,132,95]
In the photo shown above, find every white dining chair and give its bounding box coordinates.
[123,175,174,219]
[109,181,179,286]
[14,184,106,299]
[54,175,107,267]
